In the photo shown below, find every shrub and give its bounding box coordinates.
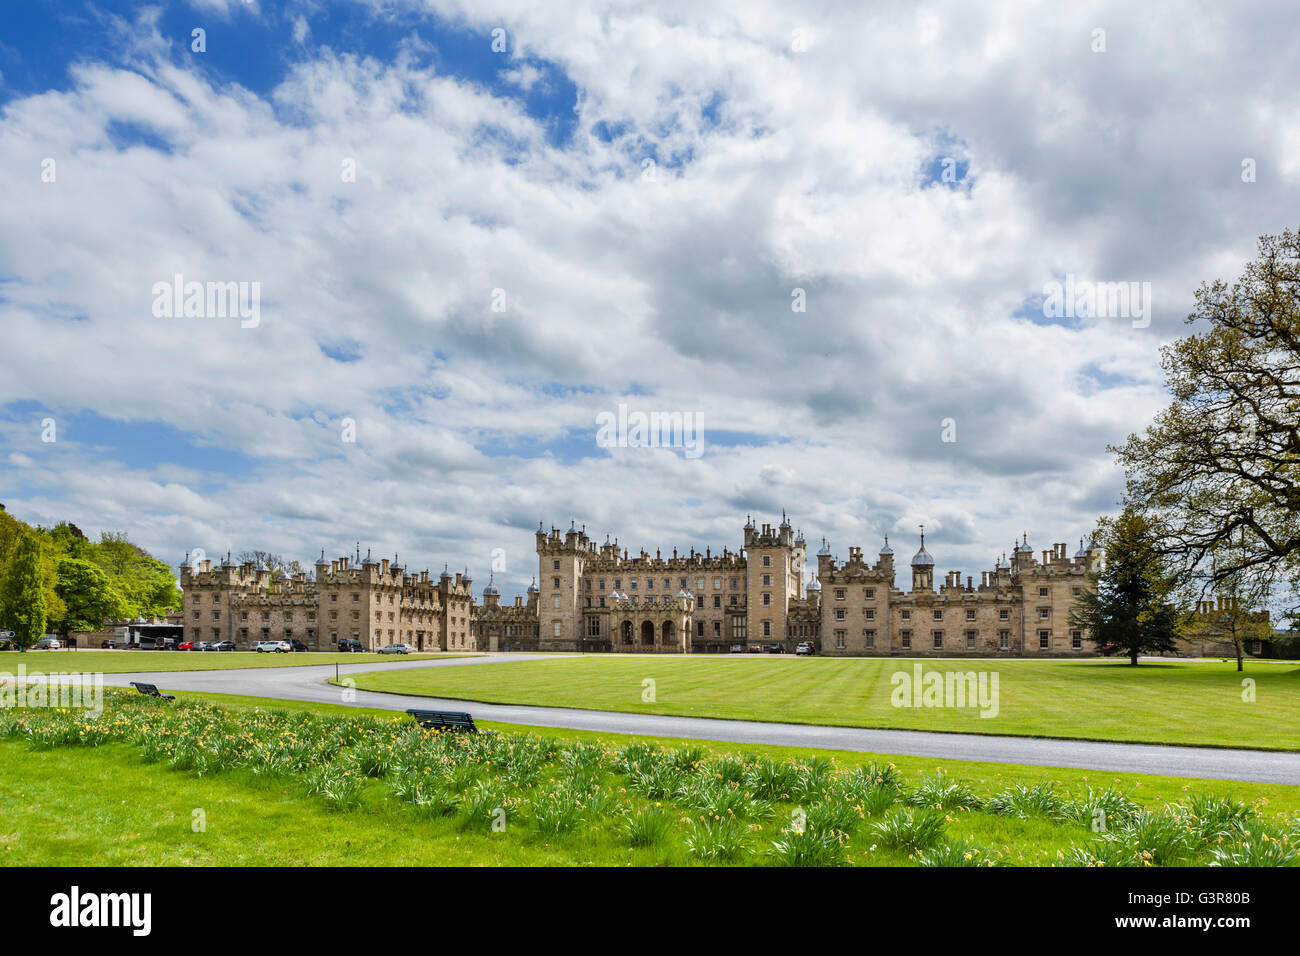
[906,773,982,811]
[985,783,1063,820]
[916,838,997,867]
[683,815,749,863]
[767,824,847,866]
[871,808,946,852]
[619,807,672,848]
[1206,823,1298,867]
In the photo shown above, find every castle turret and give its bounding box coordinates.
[910,530,934,592]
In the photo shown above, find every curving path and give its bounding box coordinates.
[72,654,1300,785]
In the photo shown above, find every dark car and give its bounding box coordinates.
[210,640,236,652]
[338,638,365,653]
[290,640,309,652]
[766,643,786,654]
[101,638,118,649]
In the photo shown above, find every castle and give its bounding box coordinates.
[179,516,1101,657]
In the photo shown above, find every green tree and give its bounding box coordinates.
[1112,229,1300,588]
[1,534,49,650]
[1069,509,1181,665]
[90,532,180,618]
[51,557,127,637]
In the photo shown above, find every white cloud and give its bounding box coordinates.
[2,0,1297,594]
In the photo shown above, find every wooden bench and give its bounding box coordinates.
[129,681,175,701]
[406,709,478,733]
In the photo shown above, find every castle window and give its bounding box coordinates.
[713,577,721,589]
[763,593,771,607]
[932,609,943,621]
[599,597,606,608]
[213,610,220,620]
[696,578,705,590]
[864,629,875,648]
[901,609,911,621]
[762,621,771,637]
[553,622,561,637]
[552,596,561,609]
[864,588,874,600]
[1038,630,1050,649]
[835,630,846,649]
[1038,607,1050,620]
[834,588,845,600]
[932,630,943,649]
[553,560,560,571]
[999,608,1010,621]
[713,621,720,636]
[664,579,671,589]
[713,595,721,608]
[241,611,248,621]
[696,621,705,637]
[1039,587,1049,597]
[588,618,601,636]
[553,577,560,588]
[1071,629,1083,649]
[864,608,875,620]
[729,595,738,606]
[731,617,747,640]
[999,630,1009,649]
[966,609,976,621]
[731,578,738,589]
[351,593,359,603]
[1072,587,1082,598]
[629,580,637,589]
[330,594,337,602]
[966,630,977,649]
[599,579,605,590]
[901,630,912,649]
[647,579,653,589]
[834,608,845,621]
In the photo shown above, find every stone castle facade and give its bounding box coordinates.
[533,516,1099,656]
[180,516,1102,656]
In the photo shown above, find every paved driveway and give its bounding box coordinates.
[77,654,1300,785]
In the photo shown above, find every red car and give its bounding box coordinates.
[178,641,197,651]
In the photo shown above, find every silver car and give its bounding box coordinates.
[377,643,412,655]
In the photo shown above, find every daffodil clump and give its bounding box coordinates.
[0,691,1295,867]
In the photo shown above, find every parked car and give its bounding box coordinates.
[766,643,786,654]
[338,638,366,653]
[209,641,236,652]
[729,644,745,654]
[254,640,290,653]
[178,641,196,651]
[747,645,763,654]
[795,642,815,656]
[290,640,309,652]
[101,638,118,648]
[32,637,62,650]
[0,635,16,650]
[377,643,412,655]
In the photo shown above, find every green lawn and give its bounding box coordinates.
[1,689,1296,866]
[0,649,478,673]
[340,655,1300,751]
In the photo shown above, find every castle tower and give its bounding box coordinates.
[536,521,589,650]
[743,515,797,645]
[910,529,934,592]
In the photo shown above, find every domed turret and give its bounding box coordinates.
[910,529,935,591]
[818,537,832,557]
[879,535,894,556]
[526,577,538,594]
[1074,537,1089,559]
[1015,533,1033,553]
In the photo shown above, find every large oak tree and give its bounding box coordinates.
[1113,229,1300,599]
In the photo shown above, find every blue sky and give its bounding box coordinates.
[1,0,1297,595]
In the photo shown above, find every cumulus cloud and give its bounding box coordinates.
[1,0,1297,594]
